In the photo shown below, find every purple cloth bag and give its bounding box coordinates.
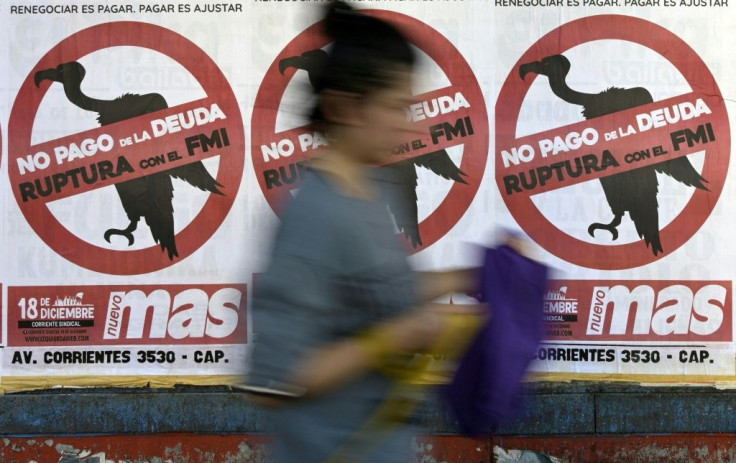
[442,245,548,435]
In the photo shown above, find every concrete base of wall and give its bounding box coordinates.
[3,434,736,462]
[4,383,736,462]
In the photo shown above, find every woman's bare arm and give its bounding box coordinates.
[285,302,482,398]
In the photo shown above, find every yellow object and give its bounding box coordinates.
[355,325,395,369]
[379,311,485,384]
[323,311,485,462]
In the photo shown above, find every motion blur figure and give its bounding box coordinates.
[245,3,482,462]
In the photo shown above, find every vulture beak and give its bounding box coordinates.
[34,67,62,87]
[519,61,545,80]
[279,55,306,75]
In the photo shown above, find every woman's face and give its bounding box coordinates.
[349,67,414,164]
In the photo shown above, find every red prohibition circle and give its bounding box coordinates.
[251,10,488,253]
[8,22,245,275]
[496,15,730,270]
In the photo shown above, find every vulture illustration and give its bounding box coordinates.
[35,61,223,260]
[519,54,708,255]
[279,49,467,247]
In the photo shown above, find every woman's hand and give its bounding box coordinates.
[372,305,445,352]
[375,303,484,351]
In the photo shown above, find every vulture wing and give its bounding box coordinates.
[413,150,468,184]
[583,87,653,119]
[168,161,224,194]
[141,173,178,259]
[99,93,168,125]
[623,167,663,255]
[654,157,709,190]
[376,162,422,247]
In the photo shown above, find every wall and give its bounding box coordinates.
[3,383,736,462]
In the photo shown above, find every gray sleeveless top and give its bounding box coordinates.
[248,169,419,463]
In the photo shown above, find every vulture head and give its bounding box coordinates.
[519,54,571,82]
[34,61,86,88]
[279,49,328,74]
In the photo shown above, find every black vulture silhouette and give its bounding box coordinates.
[519,54,708,255]
[279,49,467,247]
[35,61,223,259]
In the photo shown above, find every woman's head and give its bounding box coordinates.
[311,2,416,162]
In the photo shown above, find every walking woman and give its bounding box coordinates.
[246,3,481,461]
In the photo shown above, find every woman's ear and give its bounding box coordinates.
[320,89,364,128]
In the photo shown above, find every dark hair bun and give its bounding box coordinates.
[324,1,358,40]
[309,1,415,126]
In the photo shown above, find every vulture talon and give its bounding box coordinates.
[104,229,135,246]
[588,223,619,241]
[104,219,138,246]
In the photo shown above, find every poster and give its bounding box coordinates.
[493,12,735,382]
[0,0,734,391]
